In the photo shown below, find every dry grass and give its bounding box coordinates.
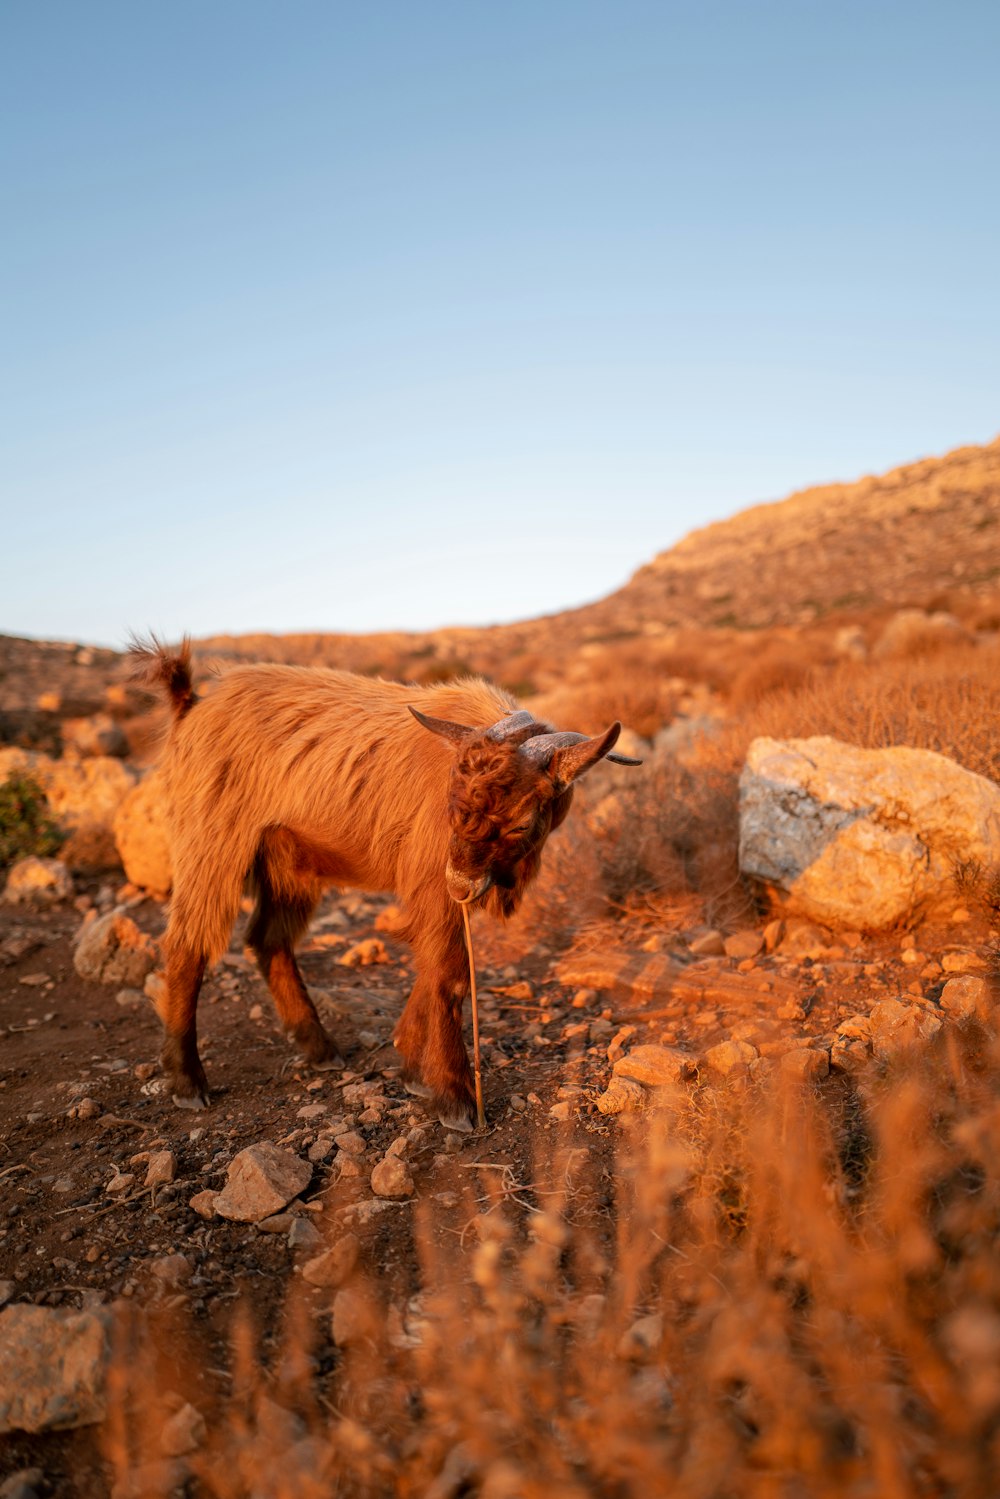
[104,1023,1000,1498]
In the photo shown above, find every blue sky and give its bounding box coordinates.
[4,1,998,647]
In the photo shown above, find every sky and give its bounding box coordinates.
[3,1,999,648]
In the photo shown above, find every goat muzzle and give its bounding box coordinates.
[446,863,493,905]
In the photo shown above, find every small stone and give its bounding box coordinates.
[571,987,596,1008]
[288,1217,323,1252]
[144,1151,176,1188]
[370,1157,414,1198]
[384,1134,409,1159]
[296,1103,327,1119]
[338,938,389,967]
[831,1035,870,1073]
[942,951,987,973]
[613,1044,695,1087]
[308,1139,334,1163]
[213,1144,312,1224]
[617,1312,664,1362]
[779,1048,831,1081]
[762,918,785,953]
[606,1025,637,1064]
[159,1401,205,1458]
[689,930,725,956]
[548,1101,573,1121]
[133,1062,157,1082]
[331,1287,371,1347]
[0,1305,110,1433]
[257,1213,295,1234]
[836,1014,872,1040]
[302,1234,361,1288]
[74,909,157,988]
[940,975,992,1021]
[148,1254,192,1285]
[3,856,73,907]
[0,1469,48,1499]
[868,999,943,1057]
[0,1283,14,1309]
[724,930,764,959]
[335,1131,367,1157]
[70,1098,101,1121]
[703,1040,757,1076]
[105,1172,135,1196]
[595,1076,646,1115]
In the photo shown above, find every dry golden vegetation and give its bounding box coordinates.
[104,1022,1000,1499]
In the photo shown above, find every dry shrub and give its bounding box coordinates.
[727,635,832,710]
[742,642,1000,781]
[104,1025,1000,1498]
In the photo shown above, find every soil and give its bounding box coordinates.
[0,872,981,1495]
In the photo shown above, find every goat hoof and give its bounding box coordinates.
[436,1100,475,1133]
[311,1053,345,1072]
[172,1088,210,1110]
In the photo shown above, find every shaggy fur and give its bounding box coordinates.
[132,638,630,1128]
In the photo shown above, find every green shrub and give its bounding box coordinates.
[0,773,64,867]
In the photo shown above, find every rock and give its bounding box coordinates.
[144,1151,176,1188]
[0,1304,110,1433]
[704,1039,758,1076]
[331,1287,372,1347]
[868,999,943,1058]
[113,770,172,894]
[873,609,968,660]
[689,929,725,956]
[335,1131,367,1158]
[371,1156,415,1198]
[831,1035,871,1073]
[724,930,763,959]
[940,975,993,1021]
[338,938,389,967]
[3,857,73,907]
[288,1217,323,1252]
[0,1471,48,1499]
[0,748,136,870]
[110,1460,190,1499]
[613,1044,695,1087]
[74,909,157,988]
[548,1101,573,1121]
[148,1255,192,1287]
[740,736,1000,929]
[213,1144,312,1223]
[61,713,128,759]
[187,1189,218,1219]
[595,1076,646,1115]
[302,1234,361,1289]
[779,1048,831,1081]
[0,1282,14,1308]
[941,951,987,972]
[617,1312,664,1362]
[159,1401,205,1458]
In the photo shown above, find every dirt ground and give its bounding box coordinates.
[0,863,985,1496]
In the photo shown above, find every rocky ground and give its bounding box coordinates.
[0,862,992,1496]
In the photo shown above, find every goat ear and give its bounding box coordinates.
[548,722,627,791]
[408,706,474,746]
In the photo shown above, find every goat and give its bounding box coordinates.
[131,637,640,1130]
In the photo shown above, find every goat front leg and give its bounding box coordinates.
[393,926,475,1132]
[159,944,210,1108]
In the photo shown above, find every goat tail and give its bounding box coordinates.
[128,632,197,721]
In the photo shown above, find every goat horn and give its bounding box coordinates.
[520,730,643,769]
[484,710,545,744]
[408,706,475,744]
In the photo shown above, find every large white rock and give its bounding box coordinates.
[740,736,1000,930]
[113,768,172,894]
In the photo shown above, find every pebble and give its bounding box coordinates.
[212,1143,312,1224]
[724,930,763,959]
[188,1190,218,1220]
[371,1156,415,1198]
[331,1286,371,1346]
[689,930,725,956]
[779,1048,831,1082]
[148,1254,192,1286]
[288,1217,323,1252]
[159,1401,205,1458]
[302,1234,361,1288]
[144,1151,177,1188]
[703,1040,757,1076]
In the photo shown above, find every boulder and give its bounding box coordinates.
[0,1304,110,1433]
[2,856,73,906]
[113,769,172,894]
[74,909,158,988]
[0,748,136,870]
[739,736,1000,929]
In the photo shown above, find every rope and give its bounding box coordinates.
[461,900,487,1129]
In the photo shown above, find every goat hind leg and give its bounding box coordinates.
[160,944,210,1108]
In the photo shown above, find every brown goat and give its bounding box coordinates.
[132,638,639,1130]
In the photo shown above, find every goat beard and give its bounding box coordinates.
[482,846,545,922]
